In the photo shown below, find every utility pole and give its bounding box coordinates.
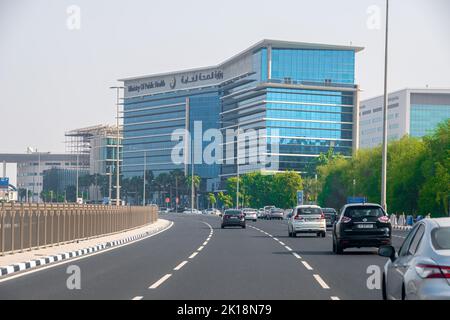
[381,0,390,211]
[76,153,79,203]
[108,166,112,205]
[143,151,146,206]
[236,125,240,209]
[191,134,194,213]
[110,86,124,206]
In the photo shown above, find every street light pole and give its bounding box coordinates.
[76,153,79,202]
[143,151,146,206]
[219,121,241,209]
[110,86,124,206]
[381,0,390,211]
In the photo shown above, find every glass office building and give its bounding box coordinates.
[120,39,363,194]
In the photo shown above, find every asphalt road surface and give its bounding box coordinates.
[0,214,410,300]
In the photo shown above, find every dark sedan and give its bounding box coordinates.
[322,208,337,228]
[221,209,246,229]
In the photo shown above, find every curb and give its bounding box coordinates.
[0,220,171,278]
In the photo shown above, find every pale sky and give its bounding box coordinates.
[1,0,449,184]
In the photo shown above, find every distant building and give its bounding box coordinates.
[65,124,122,175]
[0,152,89,203]
[359,88,450,149]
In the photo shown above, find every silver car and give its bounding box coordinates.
[379,218,450,300]
[243,209,258,222]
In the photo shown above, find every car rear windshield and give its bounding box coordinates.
[297,208,322,215]
[432,227,450,250]
[322,208,336,213]
[225,210,242,215]
[344,206,384,218]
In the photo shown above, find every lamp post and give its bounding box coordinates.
[219,120,241,209]
[143,151,146,206]
[381,0,390,211]
[110,86,124,206]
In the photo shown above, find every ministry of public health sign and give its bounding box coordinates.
[126,69,224,96]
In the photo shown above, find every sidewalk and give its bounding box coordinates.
[0,219,172,278]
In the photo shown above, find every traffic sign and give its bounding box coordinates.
[297,190,304,206]
[0,177,9,189]
[347,197,367,204]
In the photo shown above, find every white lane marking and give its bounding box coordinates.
[313,274,330,289]
[285,246,293,251]
[197,246,204,251]
[203,241,208,245]
[292,252,302,259]
[331,296,340,300]
[279,241,286,246]
[302,261,313,270]
[273,237,279,241]
[189,252,198,259]
[0,220,174,284]
[149,274,172,289]
[132,296,143,300]
[174,260,188,271]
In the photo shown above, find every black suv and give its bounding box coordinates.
[332,203,392,254]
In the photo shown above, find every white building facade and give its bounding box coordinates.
[359,88,450,149]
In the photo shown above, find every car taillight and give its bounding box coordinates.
[341,216,352,223]
[320,213,325,220]
[378,216,390,223]
[294,215,303,220]
[239,214,244,219]
[224,215,229,219]
[415,264,450,279]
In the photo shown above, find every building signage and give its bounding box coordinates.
[0,177,9,189]
[126,69,224,94]
[128,80,166,93]
[180,70,223,85]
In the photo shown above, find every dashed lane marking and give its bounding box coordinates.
[132,296,143,300]
[331,296,340,300]
[313,274,330,289]
[197,246,204,251]
[285,246,293,251]
[189,252,198,259]
[292,252,302,259]
[302,261,313,270]
[149,274,172,289]
[174,261,188,271]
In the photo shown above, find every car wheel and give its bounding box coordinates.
[382,273,387,300]
[321,231,326,238]
[253,219,257,222]
[334,236,343,254]
[292,231,296,238]
[242,225,246,229]
[221,225,225,229]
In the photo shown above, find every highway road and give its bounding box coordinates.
[0,214,410,300]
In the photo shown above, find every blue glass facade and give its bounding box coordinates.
[410,104,450,137]
[121,40,361,192]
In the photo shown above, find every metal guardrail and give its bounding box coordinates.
[0,203,158,256]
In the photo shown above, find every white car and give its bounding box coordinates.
[288,205,326,238]
[243,209,258,222]
[183,208,200,214]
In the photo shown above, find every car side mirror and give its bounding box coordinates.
[378,245,396,262]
